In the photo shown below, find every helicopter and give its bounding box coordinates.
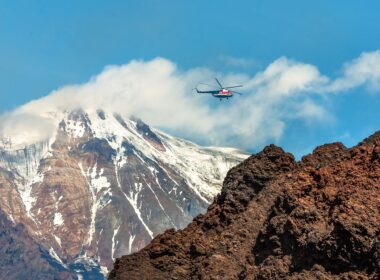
[194,78,243,100]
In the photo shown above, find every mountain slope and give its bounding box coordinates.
[109,132,380,280]
[0,109,247,278]
[0,208,76,280]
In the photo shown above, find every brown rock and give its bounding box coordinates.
[109,132,380,280]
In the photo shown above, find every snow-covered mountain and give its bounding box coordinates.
[0,108,247,279]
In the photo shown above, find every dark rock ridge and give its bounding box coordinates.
[109,132,380,280]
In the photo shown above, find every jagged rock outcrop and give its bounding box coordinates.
[109,132,380,280]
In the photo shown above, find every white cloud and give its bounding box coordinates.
[1,50,379,150]
[243,57,329,107]
[328,50,380,92]
[0,112,55,146]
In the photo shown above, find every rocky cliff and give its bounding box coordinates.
[109,132,380,279]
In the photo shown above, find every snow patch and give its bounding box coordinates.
[54,235,62,247]
[65,120,85,139]
[79,162,112,246]
[128,234,136,254]
[53,212,64,226]
[100,266,109,278]
[17,170,45,219]
[111,224,120,260]
[49,247,67,268]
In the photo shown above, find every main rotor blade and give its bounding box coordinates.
[215,78,223,89]
[199,83,217,88]
[225,85,243,89]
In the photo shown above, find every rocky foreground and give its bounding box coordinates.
[109,132,380,279]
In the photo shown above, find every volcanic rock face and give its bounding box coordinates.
[109,132,380,279]
[0,109,247,278]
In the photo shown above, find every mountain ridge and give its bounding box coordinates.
[109,132,380,280]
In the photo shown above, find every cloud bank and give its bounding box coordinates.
[1,50,380,149]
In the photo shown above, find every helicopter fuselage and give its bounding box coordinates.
[195,78,243,99]
[212,89,233,98]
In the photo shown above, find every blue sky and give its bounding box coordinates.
[1,0,380,156]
